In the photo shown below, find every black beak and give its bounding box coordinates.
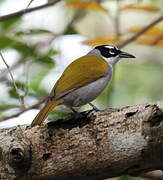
[119,51,136,58]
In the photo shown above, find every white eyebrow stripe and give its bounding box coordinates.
[104,45,114,49]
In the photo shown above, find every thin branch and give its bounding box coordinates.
[0,0,61,21]
[0,96,47,121]
[26,0,35,9]
[117,14,163,48]
[0,58,24,82]
[0,52,23,106]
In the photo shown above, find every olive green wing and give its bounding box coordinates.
[51,55,109,98]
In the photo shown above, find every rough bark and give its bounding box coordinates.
[141,170,163,180]
[0,104,163,180]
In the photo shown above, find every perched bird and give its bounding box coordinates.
[31,45,135,126]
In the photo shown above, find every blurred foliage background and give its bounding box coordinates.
[0,0,163,179]
[0,0,163,123]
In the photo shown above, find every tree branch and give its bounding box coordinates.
[0,104,163,179]
[0,96,47,121]
[0,52,23,106]
[117,14,163,48]
[0,0,61,21]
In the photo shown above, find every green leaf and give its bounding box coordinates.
[8,87,18,99]
[0,0,5,3]
[0,36,37,56]
[64,25,78,35]
[47,48,58,56]
[0,17,21,32]
[12,40,36,56]
[36,56,55,68]
[0,36,13,49]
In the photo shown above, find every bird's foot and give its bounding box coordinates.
[88,103,100,111]
[70,107,78,114]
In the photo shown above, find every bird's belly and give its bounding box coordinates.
[63,72,112,107]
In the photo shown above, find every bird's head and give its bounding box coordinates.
[88,45,135,66]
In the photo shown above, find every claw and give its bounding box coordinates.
[88,103,100,111]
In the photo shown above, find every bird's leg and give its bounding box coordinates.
[88,103,100,111]
[70,107,78,113]
[69,107,85,120]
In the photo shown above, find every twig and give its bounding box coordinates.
[0,96,48,121]
[117,14,163,48]
[26,0,35,9]
[0,0,61,21]
[0,64,17,82]
[0,52,23,106]
[0,55,33,82]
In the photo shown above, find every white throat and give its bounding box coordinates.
[102,56,120,66]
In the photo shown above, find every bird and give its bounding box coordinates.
[31,45,135,127]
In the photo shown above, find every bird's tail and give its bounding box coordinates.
[31,99,63,127]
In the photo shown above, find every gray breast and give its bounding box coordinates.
[63,66,112,107]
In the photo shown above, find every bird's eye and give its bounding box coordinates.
[109,50,115,55]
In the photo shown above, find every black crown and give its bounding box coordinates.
[95,45,121,58]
